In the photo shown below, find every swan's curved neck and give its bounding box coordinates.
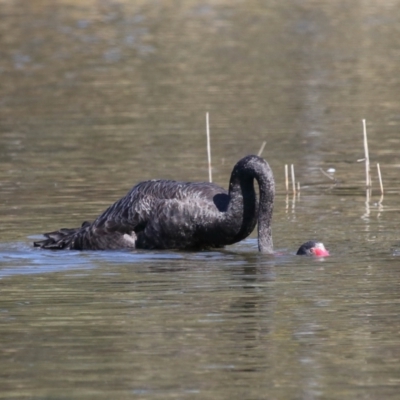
[227,155,275,253]
[227,174,258,242]
[256,172,274,253]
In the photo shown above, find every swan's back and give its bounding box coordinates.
[94,180,228,227]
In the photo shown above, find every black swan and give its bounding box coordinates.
[34,155,328,256]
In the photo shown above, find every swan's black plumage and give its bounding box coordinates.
[34,155,275,252]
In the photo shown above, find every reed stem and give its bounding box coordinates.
[377,163,383,195]
[257,141,266,157]
[206,112,212,183]
[291,164,296,194]
[362,119,371,187]
[285,164,289,193]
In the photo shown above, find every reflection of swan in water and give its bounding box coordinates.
[34,155,328,256]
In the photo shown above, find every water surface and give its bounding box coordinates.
[1,1,400,399]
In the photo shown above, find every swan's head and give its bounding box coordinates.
[296,241,329,257]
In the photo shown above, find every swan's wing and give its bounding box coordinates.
[92,180,228,234]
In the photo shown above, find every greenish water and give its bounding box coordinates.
[1,1,400,399]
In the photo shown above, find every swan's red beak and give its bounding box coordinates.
[312,243,330,257]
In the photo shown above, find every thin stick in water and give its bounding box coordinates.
[206,112,212,183]
[291,164,296,194]
[319,168,336,181]
[285,164,289,193]
[377,163,384,195]
[362,119,371,187]
[257,141,266,157]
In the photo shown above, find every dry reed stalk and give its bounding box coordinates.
[319,168,336,182]
[257,141,266,157]
[377,163,384,195]
[206,112,212,183]
[362,119,371,187]
[285,164,289,192]
[291,164,296,194]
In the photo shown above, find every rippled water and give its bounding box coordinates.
[1,1,400,399]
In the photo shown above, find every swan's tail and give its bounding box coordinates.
[34,221,137,250]
[34,222,91,250]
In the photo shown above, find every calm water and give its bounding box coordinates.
[1,1,400,399]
